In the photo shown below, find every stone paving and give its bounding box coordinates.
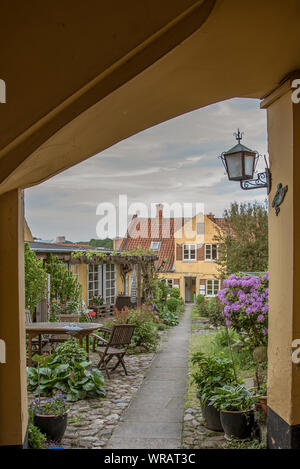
[182,317,226,449]
[105,306,192,449]
[61,352,156,449]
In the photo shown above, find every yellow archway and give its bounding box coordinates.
[1,0,300,448]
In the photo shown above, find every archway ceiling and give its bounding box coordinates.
[0,0,300,194]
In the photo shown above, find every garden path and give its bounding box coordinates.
[106,305,192,449]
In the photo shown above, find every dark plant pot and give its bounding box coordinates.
[33,413,68,442]
[197,393,223,431]
[220,409,254,440]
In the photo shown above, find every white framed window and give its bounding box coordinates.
[183,244,196,261]
[165,279,174,288]
[206,279,220,297]
[150,241,161,251]
[205,244,218,261]
[105,264,116,305]
[88,264,101,302]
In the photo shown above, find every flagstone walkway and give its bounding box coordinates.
[106,305,192,449]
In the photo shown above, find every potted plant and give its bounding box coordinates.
[91,294,104,306]
[191,352,238,431]
[209,385,259,440]
[30,394,70,442]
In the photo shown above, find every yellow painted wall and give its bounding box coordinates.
[171,214,222,299]
[262,81,300,425]
[24,219,33,242]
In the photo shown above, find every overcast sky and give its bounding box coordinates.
[25,98,268,242]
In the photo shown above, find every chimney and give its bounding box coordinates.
[56,236,66,243]
[156,204,163,238]
[156,204,163,221]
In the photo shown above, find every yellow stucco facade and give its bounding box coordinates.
[158,215,223,302]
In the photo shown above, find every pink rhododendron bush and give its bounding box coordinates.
[218,272,269,348]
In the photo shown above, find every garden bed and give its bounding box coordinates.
[182,318,266,450]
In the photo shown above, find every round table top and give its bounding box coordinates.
[26,322,103,334]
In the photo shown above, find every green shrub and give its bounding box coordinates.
[196,294,205,306]
[166,297,179,312]
[206,297,224,327]
[169,288,181,299]
[127,309,160,351]
[191,351,239,405]
[212,328,239,348]
[28,424,47,449]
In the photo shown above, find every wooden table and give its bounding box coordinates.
[26,322,103,365]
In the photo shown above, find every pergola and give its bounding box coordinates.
[69,252,158,308]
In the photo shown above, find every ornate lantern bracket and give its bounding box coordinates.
[240,155,272,195]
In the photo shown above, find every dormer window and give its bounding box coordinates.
[151,241,161,251]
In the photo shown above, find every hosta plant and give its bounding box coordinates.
[208,385,258,412]
[27,354,106,402]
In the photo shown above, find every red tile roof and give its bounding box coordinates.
[120,213,226,272]
[120,217,186,272]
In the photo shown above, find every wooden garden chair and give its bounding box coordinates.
[92,324,136,378]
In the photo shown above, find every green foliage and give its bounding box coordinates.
[49,340,87,365]
[166,297,180,312]
[191,352,239,405]
[214,201,268,278]
[208,384,258,412]
[28,424,47,449]
[24,242,48,317]
[169,288,181,299]
[108,309,160,352]
[27,353,106,402]
[196,294,205,306]
[206,297,225,327]
[45,255,82,316]
[225,438,266,449]
[127,309,160,351]
[212,328,239,348]
[159,307,179,326]
[192,296,224,326]
[30,394,70,416]
[155,281,170,304]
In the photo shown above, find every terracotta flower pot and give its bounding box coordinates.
[259,396,268,416]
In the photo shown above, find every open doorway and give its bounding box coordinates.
[184,277,196,304]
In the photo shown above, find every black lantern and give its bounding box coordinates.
[219,130,271,194]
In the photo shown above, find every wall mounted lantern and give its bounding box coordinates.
[219,129,271,194]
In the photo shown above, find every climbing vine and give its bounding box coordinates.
[24,242,48,317]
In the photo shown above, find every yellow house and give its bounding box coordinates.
[119,205,224,303]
